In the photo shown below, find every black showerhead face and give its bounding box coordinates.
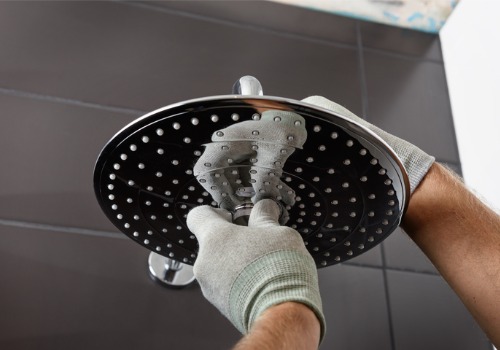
[94,81,409,268]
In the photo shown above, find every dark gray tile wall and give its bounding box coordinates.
[142,0,358,46]
[0,225,240,350]
[0,1,488,349]
[359,21,443,60]
[363,52,459,163]
[0,93,137,231]
[387,271,492,350]
[318,266,392,349]
[0,1,361,112]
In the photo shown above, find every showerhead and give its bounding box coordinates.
[94,76,409,269]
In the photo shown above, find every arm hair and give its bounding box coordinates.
[402,163,500,346]
[233,302,321,350]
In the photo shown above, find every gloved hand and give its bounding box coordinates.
[302,96,435,193]
[193,110,307,223]
[186,199,325,338]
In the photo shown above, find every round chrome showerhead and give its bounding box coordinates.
[94,76,409,269]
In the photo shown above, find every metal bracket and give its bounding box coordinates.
[148,252,196,288]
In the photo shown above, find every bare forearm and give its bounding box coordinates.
[402,163,500,346]
[232,302,321,350]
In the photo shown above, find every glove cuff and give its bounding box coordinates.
[382,132,435,193]
[228,250,326,341]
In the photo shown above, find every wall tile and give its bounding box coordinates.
[141,1,358,46]
[360,21,442,60]
[0,225,240,350]
[318,265,392,350]
[0,93,136,231]
[387,270,491,350]
[364,52,459,163]
[0,2,362,114]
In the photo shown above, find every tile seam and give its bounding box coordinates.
[0,88,460,166]
[0,218,125,240]
[115,0,357,51]
[343,261,440,276]
[0,218,441,275]
[380,243,397,350]
[0,87,145,116]
[356,21,369,119]
[363,46,444,64]
[123,1,442,63]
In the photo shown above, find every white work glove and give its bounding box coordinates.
[193,110,307,223]
[186,199,325,339]
[302,96,435,193]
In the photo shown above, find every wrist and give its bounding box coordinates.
[234,302,321,350]
[402,163,458,235]
[229,250,325,339]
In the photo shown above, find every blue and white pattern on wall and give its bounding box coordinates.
[270,0,460,33]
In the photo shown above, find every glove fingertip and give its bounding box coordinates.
[248,199,281,227]
[187,206,232,238]
[186,205,211,229]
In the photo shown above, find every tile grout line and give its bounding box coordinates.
[0,217,441,276]
[0,84,461,166]
[120,0,443,64]
[0,87,145,116]
[380,243,397,350]
[0,218,125,240]
[343,260,440,276]
[0,20,444,119]
[363,46,444,64]
[356,22,369,119]
[115,0,357,51]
